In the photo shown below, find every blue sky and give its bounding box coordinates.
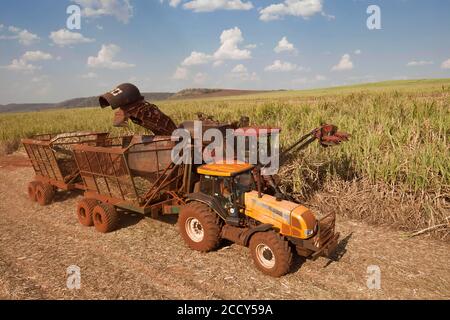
[0,0,449,104]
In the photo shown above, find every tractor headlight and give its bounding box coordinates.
[305,229,314,237]
[229,208,236,214]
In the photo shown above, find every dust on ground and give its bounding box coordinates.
[0,153,449,300]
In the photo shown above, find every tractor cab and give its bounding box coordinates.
[195,162,256,226]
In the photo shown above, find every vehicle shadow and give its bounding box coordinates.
[53,190,82,203]
[290,255,308,273]
[118,210,144,230]
[322,232,353,267]
[115,211,180,231]
[157,213,179,225]
[291,232,353,273]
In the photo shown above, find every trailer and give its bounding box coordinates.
[22,132,114,206]
[72,135,193,232]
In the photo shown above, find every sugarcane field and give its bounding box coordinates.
[0,0,449,308]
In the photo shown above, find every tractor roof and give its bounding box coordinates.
[197,162,254,177]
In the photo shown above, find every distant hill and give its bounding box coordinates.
[0,92,174,113]
[0,89,268,113]
[170,88,267,100]
[0,103,54,113]
[53,92,175,109]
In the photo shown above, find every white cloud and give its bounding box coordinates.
[292,74,326,85]
[175,27,252,80]
[81,72,98,79]
[193,72,208,84]
[173,66,189,80]
[297,65,310,72]
[331,54,353,71]
[73,0,133,23]
[354,49,361,55]
[50,29,95,46]
[442,59,450,69]
[315,74,326,81]
[87,44,135,69]
[179,26,251,72]
[1,59,40,72]
[406,60,434,67]
[1,51,52,73]
[245,43,257,49]
[166,0,182,7]
[264,60,297,72]
[22,51,53,61]
[183,0,253,12]
[229,64,259,81]
[181,51,213,66]
[260,0,324,22]
[231,64,248,73]
[213,27,252,60]
[160,0,182,7]
[31,75,49,83]
[274,36,295,53]
[0,25,40,45]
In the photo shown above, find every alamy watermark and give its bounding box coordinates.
[366,265,381,289]
[66,5,82,30]
[367,5,381,30]
[66,265,81,290]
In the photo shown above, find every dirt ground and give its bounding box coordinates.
[0,153,449,300]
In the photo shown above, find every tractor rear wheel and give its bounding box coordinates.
[35,182,55,206]
[92,203,119,233]
[77,199,98,227]
[178,202,221,252]
[249,231,293,277]
[27,181,39,202]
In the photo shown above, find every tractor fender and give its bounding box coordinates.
[242,224,274,247]
[185,193,228,221]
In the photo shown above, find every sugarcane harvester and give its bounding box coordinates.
[90,83,349,277]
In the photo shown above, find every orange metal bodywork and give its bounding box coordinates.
[244,191,318,239]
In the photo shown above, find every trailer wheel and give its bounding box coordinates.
[178,202,221,252]
[92,203,119,233]
[35,183,55,206]
[76,199,98,227]
[249,231,293,277]
[27,181,39,202]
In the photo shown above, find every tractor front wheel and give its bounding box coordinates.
[178,202,221,252]
[249,231,293,277]
[92,203,119,233]
[77,199,98,227]
[35,182,55,206]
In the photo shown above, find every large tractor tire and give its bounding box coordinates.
[35,182,55,206]
[92,203,119,233]
[249,231,293,277]
[178,202,222,252]
[76,198,98,227]
[27,181,39,202]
